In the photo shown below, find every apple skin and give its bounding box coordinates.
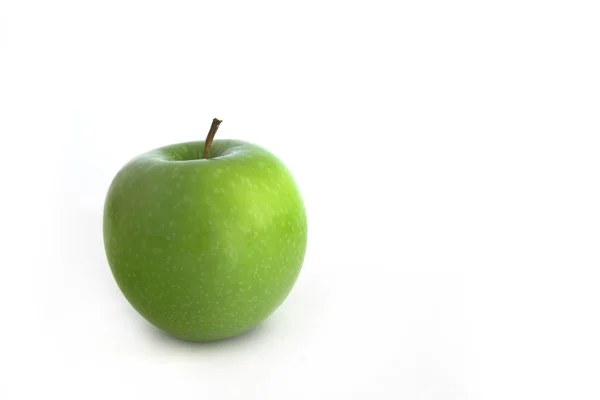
[103,139,307,341]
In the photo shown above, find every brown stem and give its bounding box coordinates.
[203,118,222,159]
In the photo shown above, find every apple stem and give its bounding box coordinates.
[203,118,223,159]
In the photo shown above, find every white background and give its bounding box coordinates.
[1,1,599,399]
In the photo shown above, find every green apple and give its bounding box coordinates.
[103,119,307,341]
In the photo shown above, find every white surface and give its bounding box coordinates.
[1,1,600,399]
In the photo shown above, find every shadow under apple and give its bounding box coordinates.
[140,317,274,352]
